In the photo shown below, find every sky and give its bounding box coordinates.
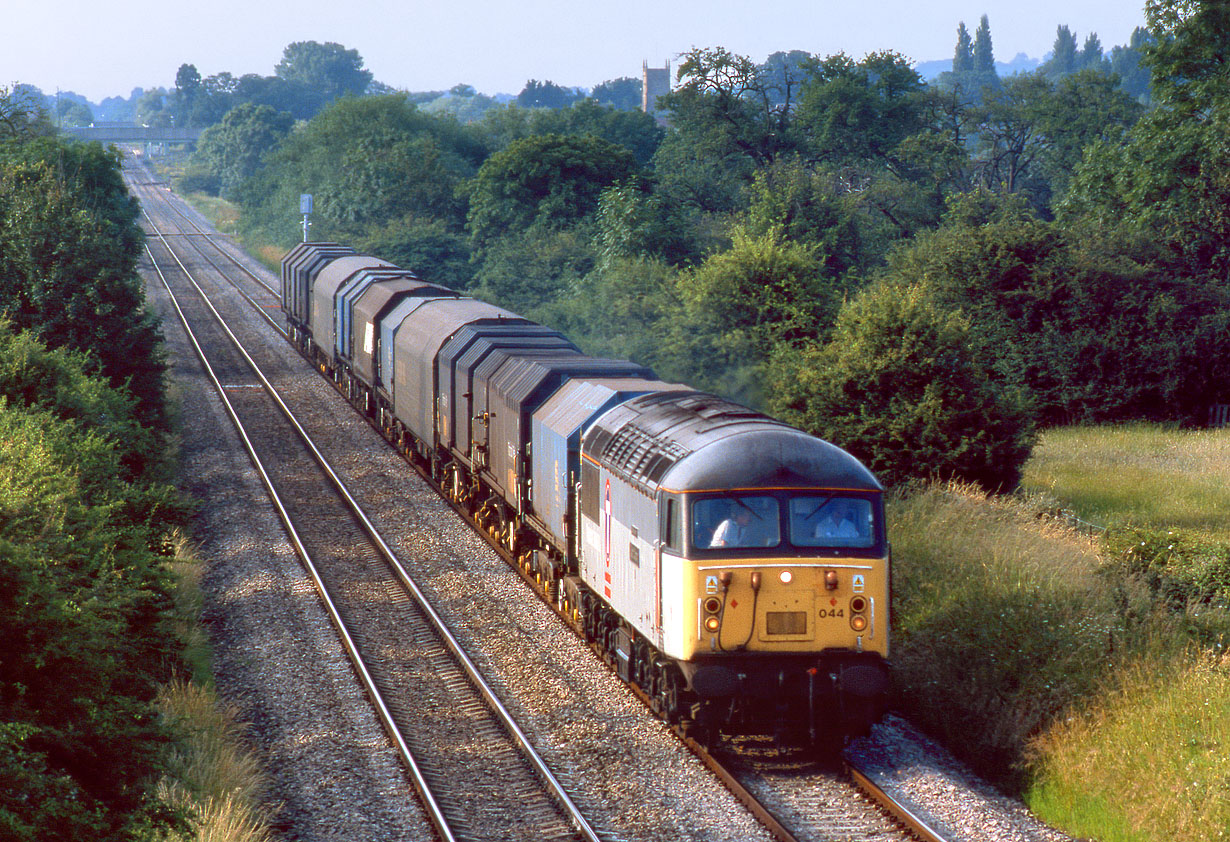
[7,0,1147,103]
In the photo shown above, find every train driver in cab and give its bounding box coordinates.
[710,505,753,548]
[815,499,860,540]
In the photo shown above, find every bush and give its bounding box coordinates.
[0,329,187,841]
[768,282,1035,490]
[1101,526,1230,611]
[890,196,1230,426]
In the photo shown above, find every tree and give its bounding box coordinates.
[1079,33,1105,69]
[891,192,1230,425]
[970,73,1053,197]
[173,63,202,125]
[795,51,927,168]
[516,99,664,165]
[1062,0,1230,277]
[0,145,167,430]
[953,22,975,74]
[760,50,813,107]
[275,41,372,101]
[939,21,999,102]
[135,87,171,127]
[237,94,485,246]
[591,77,641,111]
[231,72,325,121]
[465,133,639,255]
[194,103,294,197]
[54,98,93,128]
[974,15,995,73]
[1108,27,1154,102]
[666,226,837,406]
[593,183,697,270]
[1035,69,1143,198]
[739,160,862,276]
[516,79,579,109]
[1041,25,1079,79]
[659,46,797,167]
[0,86,54,139]
[767,280,1035,490]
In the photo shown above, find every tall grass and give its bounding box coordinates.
[1021,424,1230,540]
[158,537,272,842]
[1027,649,1230,842]
[157,680,270,842]
[887,483,1151,792]
[890,426,1230,842]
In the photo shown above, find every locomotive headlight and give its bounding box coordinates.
[704,615,721,633]
[779,570,793,585]
[824,570,839,590]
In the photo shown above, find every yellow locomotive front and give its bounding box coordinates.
[682,492,887,659]
[578,392,890,742]
[666,490,890,738]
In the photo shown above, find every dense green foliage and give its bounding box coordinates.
[0,321,188,841]
[192,104,295,198]
[769,283,1035,489]
[0,111,188,839]
[0,137,167,432]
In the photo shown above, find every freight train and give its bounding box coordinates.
[281,242,890,744]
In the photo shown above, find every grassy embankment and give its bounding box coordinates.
[160,540,271,842]
[889,425,1230,842]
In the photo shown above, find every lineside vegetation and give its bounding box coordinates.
[888,425,1230,841]
[0,96,270,841]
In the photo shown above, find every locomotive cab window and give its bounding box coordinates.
[789,495,875,549]
[662,497,682,551]
[693,495,780,549]
[580,461,600,522]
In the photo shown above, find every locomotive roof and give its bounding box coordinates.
[582,391,881,495]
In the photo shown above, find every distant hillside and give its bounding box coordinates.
[916,52,1041,81]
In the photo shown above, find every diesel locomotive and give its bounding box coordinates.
[281,242,890,743]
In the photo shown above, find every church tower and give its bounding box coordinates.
[642,60,671,116]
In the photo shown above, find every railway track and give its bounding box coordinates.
[131,167,602,842]
[126,154,1067,842]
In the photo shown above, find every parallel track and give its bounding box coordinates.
[132,166,602,842]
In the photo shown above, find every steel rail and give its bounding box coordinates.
[847,761,951,842]
[143,220,603,842]
[129,161,279,296]
[143,242,457,842]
